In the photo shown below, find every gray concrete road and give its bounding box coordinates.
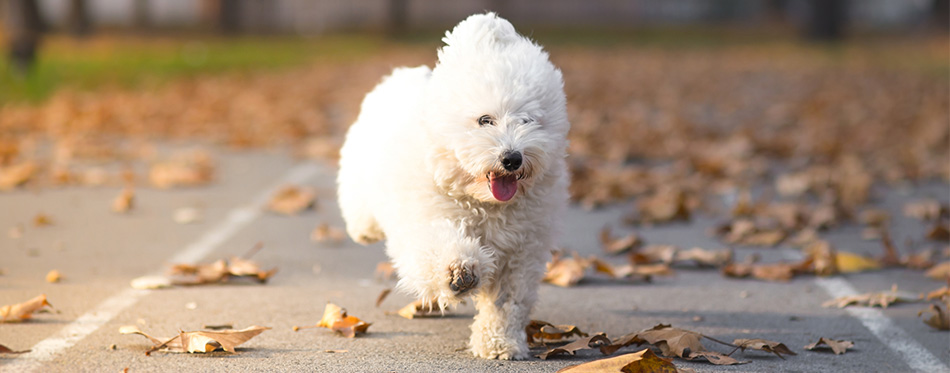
[1,149,947,372]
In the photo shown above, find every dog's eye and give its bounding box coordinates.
[477,115,495,126]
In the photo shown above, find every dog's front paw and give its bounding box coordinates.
[448,260,479,296]
[470,332,529,360]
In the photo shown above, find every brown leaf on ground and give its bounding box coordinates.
[879,228,902,267]
[722,254,798,282]
[148,151,214,189]
[732,338,797,359]
[801,240,839,276]
[375,262,397,281]
[0,344,30,354]
[394,299,441,320]
[822,285,920,308]
[926,262,950,280]
[633,187,691,224]
[903,199,948,221]
[927,222,950,242]
[918,301,950,330]
[926,286,950,301]
[716,219,785,247]
[860,208,890,227]
[591,257,673,280]
[688,350,747,365]
[0,162,37,191]
[121,325,269,354]
[537,333,610,360]
[804,338,854,355]
[557,348,678,373]
[112,187,134,213]
[630,245,678,265]
[835,252,881,274]
[600,226,643,255]
[635,324,704,359]
[544,252,589,287]
[33,214,52,227]
[674,247,733,267]
[169,255,276,286]
[45,270,62,283]
[267,185,316,215]
[375,289,391,308]
[903,249,936,270]
[598,332,646,356]
[526,320,588,345]
[310,223,345,244]
[294,303,370,338]
[1,294,52,322]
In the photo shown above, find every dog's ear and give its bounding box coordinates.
[439,12,519,61]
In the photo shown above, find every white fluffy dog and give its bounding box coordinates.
[337,13,569,360]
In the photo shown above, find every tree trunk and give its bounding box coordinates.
[66,0,92,37]
[3,0,44,75]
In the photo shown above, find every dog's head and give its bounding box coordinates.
[423,13,569,204]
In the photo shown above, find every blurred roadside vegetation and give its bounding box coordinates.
[0,26,946,104]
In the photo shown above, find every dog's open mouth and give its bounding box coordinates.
[488,172,518,202]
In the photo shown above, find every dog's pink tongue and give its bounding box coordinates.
[489,174,518,202]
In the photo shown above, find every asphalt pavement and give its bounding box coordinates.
[1,149,947,372]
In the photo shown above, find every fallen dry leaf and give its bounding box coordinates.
[597,332,646,356]
[112,187,134,213]
[630,245,677,265]
[632,187,691,224]
[526,320,588,345]
[129,275,173,290]
[267,185,316,215]
[722,255,798,282]
[544,253,589,287]
[1,294,52,322]
[927,222,950,242]
[688,350,746,365]
[375,261,396,281]
[731,338,797,359]
[45,270,62,283]
[168,248,276,286]
[537,333,610,360]
[926,262,950,280]
[148,151,214,189]
[311,223,345,244]
[394,299,441,320]
[918,301,950,330]
[926,286,950,301]
[822,286,920,308]
[33,213,52,227]
[860,208,890,227]
[635,324,705,359]
[0,343,30,354]
[173,207,201,224]
[835,252,881,274]
[557,348,677,373]
[600,226,642,255]
[0,161,37,190]
[804,338,854,355]
[375,289,391,308]
[674,247,733,268]
[903,199,947,221]
[294,303,370,338]
[121,325,270,354]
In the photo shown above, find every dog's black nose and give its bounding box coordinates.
[501,151,523,171]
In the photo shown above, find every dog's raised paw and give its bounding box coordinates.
[448,261,479,295]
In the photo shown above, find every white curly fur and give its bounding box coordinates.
[337,13,569,360]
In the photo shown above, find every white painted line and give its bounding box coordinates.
[1,163,322,373]
[780,249,949,372]
[814,277,949,373]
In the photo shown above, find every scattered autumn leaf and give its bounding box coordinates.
[267,185,316,215]
[804,338,854,355]
[311,223,345,244]
[632,187,691,224]
[903,199,947,221]
[926,286,950,301]
[394,299,441,320]
[0,161,37,191]
[688,350,746,365]
[375,289,391,308]
[121,325,270,354]
[557,348,677,373]
[918,301,950,331]
[526,320,588,345]
[722,254,798,282]
[537,333,610,360]
[731,338,797,359]
[173,207,201,224]
[0,344,30,354]
[927,222,950,242]
[600,226,642,255]
[375,261,397,281]
[926,262,950,280]
[148,151,214,189]
[1,294,52,322]
[835,252,881,274]
[45,270,62,283]
[822,286,920,308]
[635,324,705,359]
[33,214,52,227]
[112,187,134,213]
[674,247,733,267]
[294,303,370,338]
[544,253,589,287]
[129,275,173,290]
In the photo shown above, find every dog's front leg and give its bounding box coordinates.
[469,253,545,360]
[385,220,494,310]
